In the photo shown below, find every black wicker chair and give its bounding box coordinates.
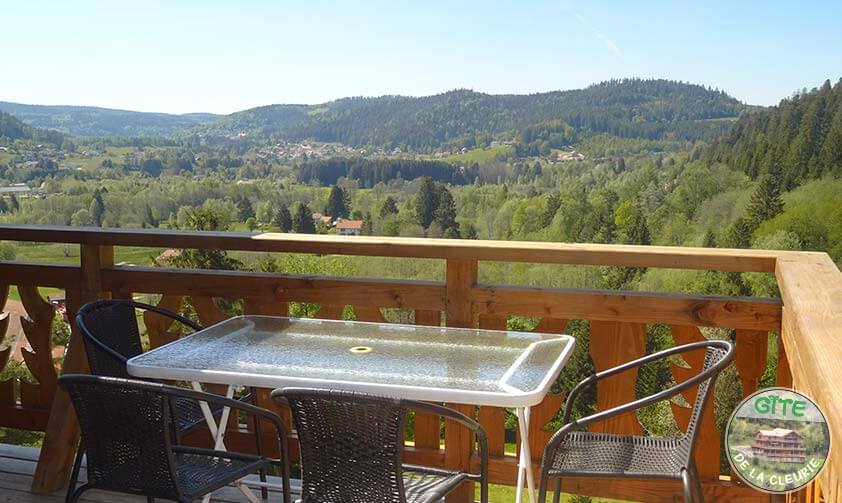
[538,340,734,503]
[74,299,269,498]
[271,388,488,503]
[60,374,291,503]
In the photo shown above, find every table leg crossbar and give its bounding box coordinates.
[192,383,263,503]
[516,406,536,503]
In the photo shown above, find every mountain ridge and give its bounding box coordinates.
[2,79,753,148]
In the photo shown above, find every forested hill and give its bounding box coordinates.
[194,79,749,149]
[706,78,842,189]
[0,111,64,146]
[0,102,219,137]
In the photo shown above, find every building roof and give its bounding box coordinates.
[0,185,31,194]
[155,248,181,266]
[335,219,363,230]
[758,428,802,438]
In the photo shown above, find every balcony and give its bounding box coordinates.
[0,224,840,502]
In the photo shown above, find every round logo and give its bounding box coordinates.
[725,387,830,494]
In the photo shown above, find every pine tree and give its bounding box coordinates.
[8,193,19,212]
[745,173,785,225]
[542,192,561,227]
[726,216,754,249]
[235,197,255,221]
[461,222,478,240]
[702,229,717,248]
[379,196,399,218]
[819,102,842,171]
[144,205,158,227]
[292,202,315,234]
[170,208,243,271]
[434,186,458,236]
[90,188,105,227]
[324,185,350,218]
[0,198,8,214]
[361,212,374,236]
[415,177,439,229]
[274,203,293,232]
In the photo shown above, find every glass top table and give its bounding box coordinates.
[127,315,575,408]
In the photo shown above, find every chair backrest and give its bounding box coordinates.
[76,299,202,378]
[60,374,181,500]
[683,341,733,444]
[278,388,408,503]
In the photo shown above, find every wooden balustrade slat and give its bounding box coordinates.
[534,317,569,334]
[776,335,793,388]
[33,243,113,494]
[444,259,477,503]
[18,286,58,411]
[243,297,288,317]
[353,305,385,323]
[145,294,185,348]
[476,313,508,458]
[670,325,721,480]
[735,329,769,398]
[588,321,646,435]
[243,298,293,433]
[477,313,507,330]
[316,304,344,320]
[190,296,228,327]
[410,309,443,452]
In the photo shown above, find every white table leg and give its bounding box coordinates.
[516,407,536,503]
[191,383,262,503]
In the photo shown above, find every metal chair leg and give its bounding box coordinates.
[67,484,91,503]
[690,464,704,503]
[681,468,693,503]
[65,446,84,503]
[552,476,562,503]
[537,470,549,503]
[250,388,269,500]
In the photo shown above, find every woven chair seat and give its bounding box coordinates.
[403,467,467,503]
[174,449,271,500]
[550,431,689,478]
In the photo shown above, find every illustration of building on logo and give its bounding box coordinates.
[751,428,807,464]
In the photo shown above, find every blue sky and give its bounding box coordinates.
[2,0,840,114]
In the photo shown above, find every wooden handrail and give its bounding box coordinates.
[0,223,817,271]
[776,253,842,502]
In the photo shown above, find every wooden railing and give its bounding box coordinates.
[0,224,839,503]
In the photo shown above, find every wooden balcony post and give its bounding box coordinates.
[32,244,113,494]
[444,258,477,503]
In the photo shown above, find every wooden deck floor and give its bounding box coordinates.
[0,443,300,502]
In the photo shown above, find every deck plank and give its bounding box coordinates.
[0,443,298,502]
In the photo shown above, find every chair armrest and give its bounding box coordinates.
[134,301,204,332]
[560,340,731,423]
[162,385,292,503]
[408,401,489,503]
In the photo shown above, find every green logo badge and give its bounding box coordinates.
[725,387,830,494]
